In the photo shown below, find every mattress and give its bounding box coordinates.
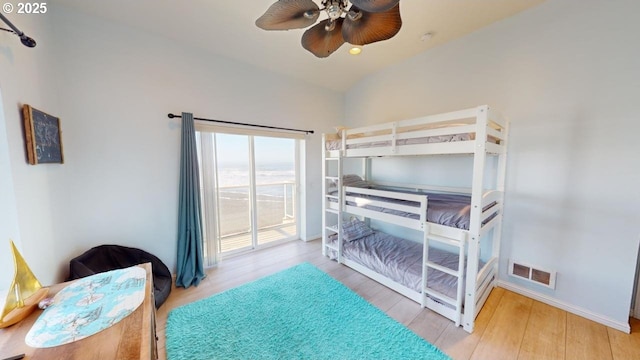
[328,231,483,300]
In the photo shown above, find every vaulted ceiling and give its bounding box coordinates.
[55,0,545,92]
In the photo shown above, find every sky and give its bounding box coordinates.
[214,133,295,166]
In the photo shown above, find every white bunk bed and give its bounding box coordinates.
[321,105,508,333]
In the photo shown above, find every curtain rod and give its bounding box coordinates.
[167,113,314,135]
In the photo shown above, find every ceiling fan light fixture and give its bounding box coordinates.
[349,46,362,55]
[326,2,343,20]
[325,20,337,31]
[257,0,402,58]
[347,10,362,21]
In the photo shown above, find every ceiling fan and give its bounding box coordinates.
[256,0,402,58]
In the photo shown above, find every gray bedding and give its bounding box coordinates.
[328,231,482,300]
[332,188,479,230]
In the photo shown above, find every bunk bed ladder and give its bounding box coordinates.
[463,105,490,333]
[422,231,466,327]
[321,138,344,262]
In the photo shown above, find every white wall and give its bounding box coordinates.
[0,89,21,292]
[0,11,59,290]
[344,0,640,328]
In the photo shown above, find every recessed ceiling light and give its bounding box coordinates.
[349,46,362,55]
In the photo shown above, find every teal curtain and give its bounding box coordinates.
[176,112,206,288]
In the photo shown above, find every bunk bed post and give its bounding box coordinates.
[322,134,328,257]
[363,158,372,182]
[391,122,398,154]
[455,233,467,327]
[463,105,489,333]
[363,157,372,228]
[421,198,429,309]
[340,128,347,157]
[337,154,344,263]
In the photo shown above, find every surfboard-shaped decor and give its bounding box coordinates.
[0,240,49,328]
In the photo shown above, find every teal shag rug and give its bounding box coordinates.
[166,263,451,360]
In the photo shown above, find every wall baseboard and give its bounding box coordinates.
[301,233,321,242]
[497,280,631,334]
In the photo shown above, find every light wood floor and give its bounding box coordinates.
[156,239,640,360]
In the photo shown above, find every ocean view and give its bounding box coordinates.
[216,162,295,188]
[213,162,296,238]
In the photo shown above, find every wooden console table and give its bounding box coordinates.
[0,263,157,360]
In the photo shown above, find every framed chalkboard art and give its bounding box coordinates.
[23,105,64,165]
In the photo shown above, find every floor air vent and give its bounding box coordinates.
[508,260,556,289]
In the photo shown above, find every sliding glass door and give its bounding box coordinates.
[215,134,253,252]
[197,130,299,261]
[254,137,297,246]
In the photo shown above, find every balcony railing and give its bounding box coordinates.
[215,181,296,239]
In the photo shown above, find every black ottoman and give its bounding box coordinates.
[67,244,172,308]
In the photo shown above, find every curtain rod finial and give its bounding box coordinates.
[168,113,176,119]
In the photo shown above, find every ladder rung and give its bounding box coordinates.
[325,157,339,161]
[427,234,463,247]
[325,195,338,200]
[424,288,457,307]
[324,244,338,251]
[325,176,339,181]
[425,261,459,277]
[325,226,338,232]
[324,208,338,214]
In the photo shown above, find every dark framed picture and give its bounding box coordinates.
[23,105,64,165]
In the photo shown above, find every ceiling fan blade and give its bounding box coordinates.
[256,0,320,31]
[349,0,400,13]
[301,18,345,58]
[342,4,401,45]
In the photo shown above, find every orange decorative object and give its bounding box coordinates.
[0,240,49,328]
